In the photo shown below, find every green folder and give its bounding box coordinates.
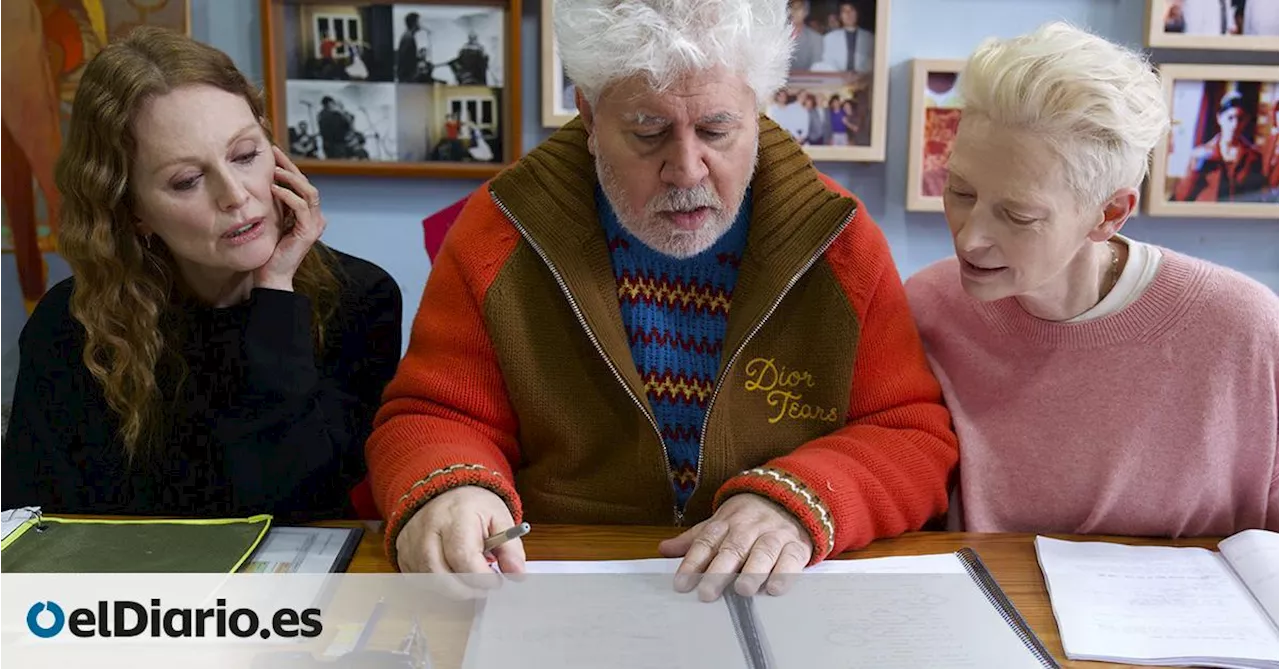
[0,515,272,573]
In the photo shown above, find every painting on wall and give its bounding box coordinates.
[1146,0,1279,51]
[905,58,964,212]
[771,0,891,162]
[1149,64,1278,218]
[261,0,522,179]
[2,0,190,311]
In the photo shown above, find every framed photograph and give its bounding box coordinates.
[260,0,523,178]
[905,58,964,212]
[540,0,577,127]
[1146,0,1279,51]
[771,0,890,162]
[1148,64,1278,218]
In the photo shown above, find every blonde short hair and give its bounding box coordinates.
[959,22,1170,207]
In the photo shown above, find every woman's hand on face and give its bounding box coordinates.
[255,145,326,292]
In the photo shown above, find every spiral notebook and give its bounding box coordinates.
[464,548,1059,668]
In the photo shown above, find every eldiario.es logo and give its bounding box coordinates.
[26,599,322,639]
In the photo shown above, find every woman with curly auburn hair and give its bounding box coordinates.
[1,27,403,521]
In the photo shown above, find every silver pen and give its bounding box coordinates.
[483,522,531,553]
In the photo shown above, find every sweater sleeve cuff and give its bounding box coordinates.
[714,466,837,565]
[244,288,318,394]
[383,463,523,570]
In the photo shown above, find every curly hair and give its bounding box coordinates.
[54,26,341,459]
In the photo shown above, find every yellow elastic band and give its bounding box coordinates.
[0,517,40,551]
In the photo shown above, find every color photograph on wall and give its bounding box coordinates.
[2,0,190,312]
[772,0,890,162]
[260,0,521,178]
[1146,0,1278,51]
[906,58,964,212]
[540,0,576,128]
[1149,64,1279,218]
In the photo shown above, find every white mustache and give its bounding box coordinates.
[648,185,722,214]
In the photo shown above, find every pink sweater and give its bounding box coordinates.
[906,251,1278,536]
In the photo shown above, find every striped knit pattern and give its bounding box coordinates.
[598,187,750,509]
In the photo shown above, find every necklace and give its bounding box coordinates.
[1100,240,1121,299]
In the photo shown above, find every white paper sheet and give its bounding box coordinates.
[1,507,39,542]
[464,574,747,669]
[1220,530,1280,628]
[1035,536,1279,668]
[522,552,966,575]
[752,573,1047,668]
[472,553,1036,669]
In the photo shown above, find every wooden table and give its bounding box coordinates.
[324,521,1221,669]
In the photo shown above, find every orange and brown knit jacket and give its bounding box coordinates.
[367,118,959,566]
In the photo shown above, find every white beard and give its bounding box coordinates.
[593,139,757,259]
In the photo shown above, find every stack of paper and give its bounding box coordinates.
[1035,530,1279,669]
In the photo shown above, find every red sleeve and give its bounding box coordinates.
[714,191,958,563]
[366,190,525,566]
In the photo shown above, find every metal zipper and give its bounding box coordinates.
[489,192,682,525]
[691,208,857,511]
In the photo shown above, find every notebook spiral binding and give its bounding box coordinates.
[957,547,1061,669]
[724,589,773,669]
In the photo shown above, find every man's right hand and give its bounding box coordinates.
[394,485,527,575]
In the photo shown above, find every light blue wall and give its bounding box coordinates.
[4,0,1277,365]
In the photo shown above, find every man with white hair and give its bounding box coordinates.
[367,0,957,596]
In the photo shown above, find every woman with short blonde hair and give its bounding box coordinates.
[907,22,1278,536]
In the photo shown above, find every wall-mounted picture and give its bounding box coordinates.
[905,58,965,212]
[1149,64,1278,218]
[260,0,521,178]
[540,0,577,127]
[773,0,890,162]
[3,0,190,310]
[1146,0,1278,51]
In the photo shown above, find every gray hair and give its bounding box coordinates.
[554,0,793,109]
[959,21,1170,207]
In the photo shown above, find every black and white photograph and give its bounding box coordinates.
[282,4,395,82]
[392,4,505,86]
[285,80,398,162]
[428,86,504,163]
[262,0,520,176]
[395,84,435,162]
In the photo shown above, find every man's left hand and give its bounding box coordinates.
[658,493,813,601]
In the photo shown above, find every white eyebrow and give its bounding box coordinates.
[700,111,742,124]
[621,111,742,126]
[622,112,670,127]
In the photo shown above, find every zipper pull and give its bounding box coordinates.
[673,508,685,526]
